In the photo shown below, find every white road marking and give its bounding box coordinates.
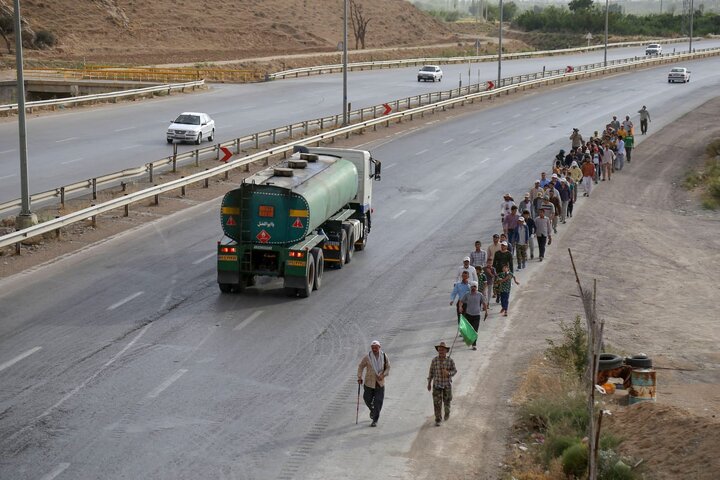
[414,149,428,156]
[108,291,144,310]
[480,157,490,163]
[40,463,71,480]
[525,135,534,140]
[0,346,42,373]
[469,129,480,134]
[0,173,17,180]
[234,310,264,332]
[0,149,16,154]
[427,189,438,196]
[442,138,454,144]
[60,157,84,165]
[512,113,522,118]
[120,144,143,150]
[147,369,188,398]
[192,252,216,265]
[383,164,396,170]
[492,121,502,126]
[455,170,469,179]
[551,101,558,105]
[114,127,135,132]
[55,137,78,143]
[531,107,540,112]
[503,145,513,151]
[392,210,406,219]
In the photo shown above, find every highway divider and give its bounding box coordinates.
[2,47,719,252]
[0,80,206,115]
[268,38,697,79]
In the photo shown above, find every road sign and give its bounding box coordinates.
[220,146,232,163]
[585,33,593,40]
[382,103,392,115]
[486,80,495,90]
[292,218,303,228]
[256,230,271,243]
[566,66,575,73]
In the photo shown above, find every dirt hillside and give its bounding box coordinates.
[0,0,454,64]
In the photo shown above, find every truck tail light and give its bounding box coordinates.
[289,251,305,258]
[220,246,236,253]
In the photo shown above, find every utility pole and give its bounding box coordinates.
[14,0,37,229]
[342,0,349,126]
[497,0,503,89]
[689,0,694,53]
[604,0,609,67]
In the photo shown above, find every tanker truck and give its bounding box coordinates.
[217,147,381,297]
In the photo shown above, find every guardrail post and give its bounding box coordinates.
[254,133,259,149]
[55,216,61,238]
[91,204,97,227]
[320,118,325,130]
[204,169,210,187]
[289,124,293,139]
[15,242,20,255]
[148,163,154,183]
[235,138,240,154]
[225,170,230,179]
[181,177,186,196]
[304,121,309,135]
[272,128,277,144]
[60,187,65,207]
[154,190,159,205]
[92,178,97,200]
[124,195,129,217]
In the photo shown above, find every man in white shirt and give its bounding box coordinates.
[615,137,626,171]
[456,257,478,283]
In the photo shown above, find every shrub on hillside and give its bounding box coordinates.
[35,30,57,49]
[562,442,588,477]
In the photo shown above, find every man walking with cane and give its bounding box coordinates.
[357,340,390,427]
[427,341,457,426]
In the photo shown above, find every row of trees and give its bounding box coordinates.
[513,6,720,36]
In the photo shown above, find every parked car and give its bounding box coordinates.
[417,65,443,82]
[645,43,662,55]
[167,112,215,144]
[668,67,691,83]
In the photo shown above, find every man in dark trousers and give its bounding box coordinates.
[492,241,514,302]
[534,208,552,261]
[427,341,457,426]
[357,340,390,427]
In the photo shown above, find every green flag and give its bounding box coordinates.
[458,314,478,346]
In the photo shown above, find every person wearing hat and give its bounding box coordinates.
[518,193,533,220]
[554,149,565,167]
[492,241,514,303]
[455,256,478,283]
[610,115,620,131]
[515,216,530,269]
[459,281,486,350]
[500,193,515,222]
[521,209,536,260]
[427,341,457,426]
[570,128,584,149]
[357,340,391,427]
[581,157,595,196]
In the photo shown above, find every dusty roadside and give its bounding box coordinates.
[466,97,720,479]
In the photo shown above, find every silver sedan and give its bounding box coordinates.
[166,112,215,144]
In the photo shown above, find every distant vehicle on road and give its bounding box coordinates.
[417,65,443,82]
[167,112,215,144]
[668,67,691,83]
[645,43,662,55]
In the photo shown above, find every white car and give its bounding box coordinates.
[417,65,443,82]
[167,112,215,144]
[645,43,662,55]
[668,67,691,83]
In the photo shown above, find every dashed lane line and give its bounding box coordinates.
[192,252,216,265]
[40,463,71,480]
[0,346,42,373]
[54,137,78,143]
[60,158,84,165]
[146,369,188,399]
[391,210,406,219]
[414,149,428,156]
[108,291,144,310]
[234,310,264,332]
[503,145,513,151]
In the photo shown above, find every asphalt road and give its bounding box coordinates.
[1,40,719,203]
[1,55,719,479]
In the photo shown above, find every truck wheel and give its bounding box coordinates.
[342,225,354,264]
[336,230,347,269]
[219,283,232,293]
[311,247,323,290]
[354,220,369,251]
[299,258,315,298]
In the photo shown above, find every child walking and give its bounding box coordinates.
[495,264,520,316]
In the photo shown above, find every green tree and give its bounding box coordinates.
[568,0,594,12]
[0,14,13,54]
[504,2,519,21]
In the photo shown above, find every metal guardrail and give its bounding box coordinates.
[268,38,696,79]
[0,80,205,113]
[0,47,717,217]
[26,67,263,83]
[2,47,718,251]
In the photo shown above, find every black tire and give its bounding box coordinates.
[417,78,421,82]
[311,247,323,291]
[343,225,354,264]
[167,138,173,144]
[598,353,623,371]
[208,129,214,142]
[336,230,347,269]
[298,258,315,298]
[219,283,232,293]
[626,354,653,369]
[195,133,202,145]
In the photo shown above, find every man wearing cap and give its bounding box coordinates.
[427,341,457,426]
[570,128,584,149]
[521,209,536,260]
[492,241,514,303]
[450,270,471,322]
[515,216,530,269]
[358,340,391,427]
[455,256,478,283]
[459,281,486,350]
[518,193,533,220]
[500,194,515,222]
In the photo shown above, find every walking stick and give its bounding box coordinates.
[355,382,361,424]
[449,328,460,357]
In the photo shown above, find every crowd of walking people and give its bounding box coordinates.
[358,107,650,428]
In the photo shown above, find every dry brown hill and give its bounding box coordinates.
[4,0,453,64]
